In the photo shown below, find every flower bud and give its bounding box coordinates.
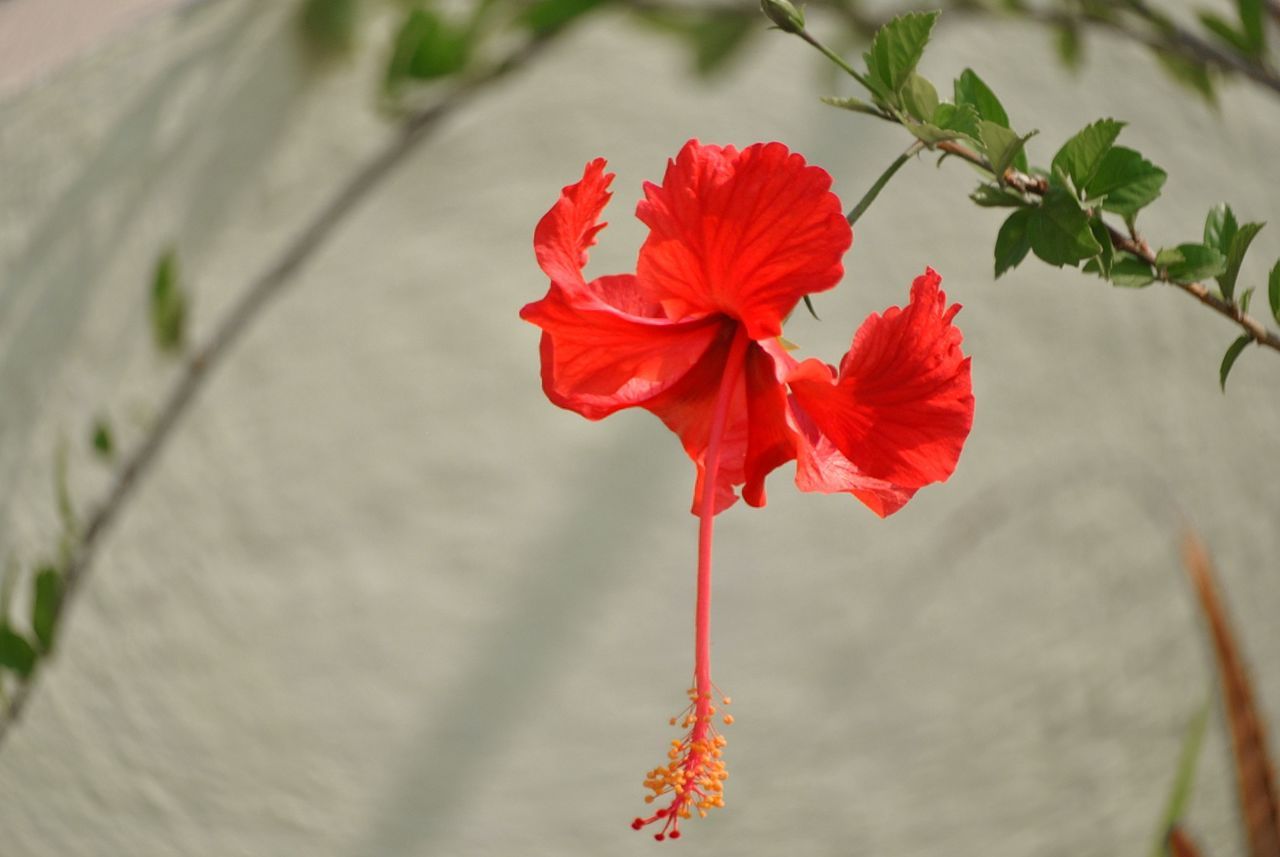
[760,0,805,34]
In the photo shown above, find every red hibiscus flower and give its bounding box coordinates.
[520,140,974,840]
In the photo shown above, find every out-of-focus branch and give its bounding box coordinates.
[0,30,561,750]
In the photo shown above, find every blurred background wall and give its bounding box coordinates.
[0,1,1278,855]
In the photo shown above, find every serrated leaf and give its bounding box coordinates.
[1204,204,1239,254]
[1219,221,1264,302]
[980,121,1035,180]
[32,566,61,653]
[1158,244,1228,283]
[865,11,939,96]
[994,208,1033,277]
[821,95,883,117]
[932,102,981,140]
[1028,189,1102,267]
[0,627,37,678]
[1051,118,1125,194]
[901,72,939,122]
[689,13,755,77]
[1269,259,1280,324]
[150,248,185,354]
[1087,146,1167,219]
[971,184,1029,208]
[1108,254,1157,288]
[954,69,1027,172]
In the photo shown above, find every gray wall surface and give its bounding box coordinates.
[0,2,1278,855]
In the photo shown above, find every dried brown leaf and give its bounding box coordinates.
[1182,531,1280,857]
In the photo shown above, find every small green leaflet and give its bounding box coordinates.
[1203,204,1239,255]
[1269,259,1280,324]
[971,184,1028,208]
[150,248,186,354]
[687,13,755,77]
[954,69,1029,173]
[90,417,115,461]
[32,566,62,653]
[864,11,939,98]
[1219,334,1252,391]
[820,95,883,117]
[298,0,358,56]
[980,121,1035,181]
[1108,255,1157,288]
[1051,118,1125,194]
[1148,695,1211,857]
[386,8,473,88]
[994,208,1033,277]
[0,627,36,678]
[1218,221,1265,302]
[1156,244,1228,283]
[901,73,939,122]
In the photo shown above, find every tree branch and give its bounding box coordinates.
[0,31,560,749]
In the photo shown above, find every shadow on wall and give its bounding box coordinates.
[0,1,307,556]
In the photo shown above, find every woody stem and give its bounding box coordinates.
[693,327,751,712]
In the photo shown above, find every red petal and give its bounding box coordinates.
[791,404,917,517]
[532,158,613,294]
[523,274,722,420]
[787,268,974,491]
[635,140,851,340]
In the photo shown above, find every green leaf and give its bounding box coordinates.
[1237,0,1265,57]
[1204,204,1239,254]
[1219,221,1265,302]
[1055,21,1083,71]
[1051,118,1125,194]
[688,13,755,77]
[1219,334,1252,391]
[1198,12,1253,55]
[386,9,473,88]
[864,11,939,96]
[994,208,1034,277]
[1028,189,1102,267]
[904,122,967,145]
[1157,244,1228,283]
[521,0,607,34]
[0,627,37,678]
[32,567,61,653]
[90,417,114,462]
[901,72,939,122]
[1152,48,1216,103]
[971,184,1029,208]
[298,0,358,57]
[1108,254,1157,288]
[150,248,186,354]
[1086,147,1167,219]
[980,121,1035,180]
[954,69,1026,171]
[821,95,884,117]
[1268,259,1280,324]
[1149,695,1211,857]
[953,68,1010,127]
[932,102,981,140]
[1090,219,1114,278]
[1239,287,1255,315]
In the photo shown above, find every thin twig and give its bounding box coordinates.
[0,32,559,749]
